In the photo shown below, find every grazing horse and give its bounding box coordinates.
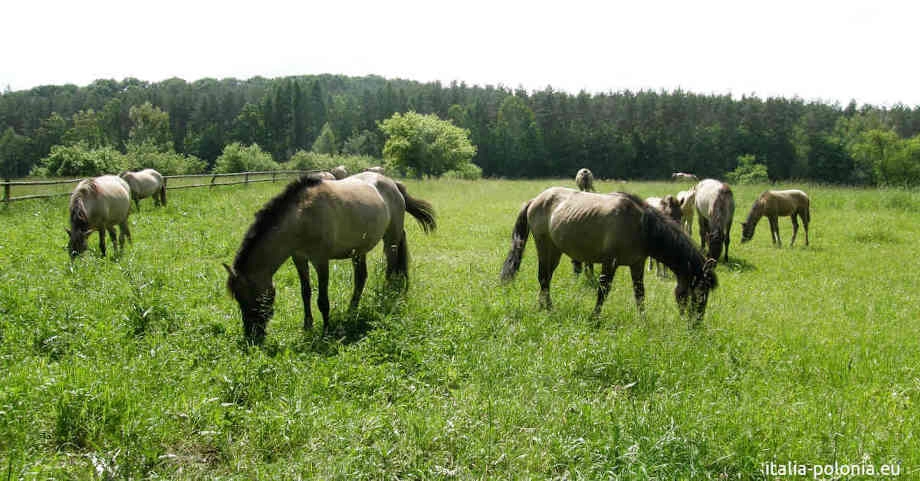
[330,165,349,180]
[645,195,682,277]
[67,175,132,258]
[225,172,436,343]
[120,168,166,211]
[575,168,595,192]
[741,189,810,246]
[364,166,386,174]
[694,179,735,262]
[316,171,337,180]
[501,188,718,321]
[672,172,699,182]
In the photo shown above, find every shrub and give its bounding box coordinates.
[286,151,380,175]
[32,142,126,177]
[442,162,483,180]
[213,143,279,173]
[726,154,769,185]
[123,142,207,175]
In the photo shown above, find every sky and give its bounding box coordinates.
[2,0,918,107]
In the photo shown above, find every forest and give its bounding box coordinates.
[1,74,919,184]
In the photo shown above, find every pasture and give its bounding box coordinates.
[0,178,918,479]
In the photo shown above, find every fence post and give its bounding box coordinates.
[3,180,10,205]
[272,171,277,183]
[244,172,249,186]
[210,174,217,188]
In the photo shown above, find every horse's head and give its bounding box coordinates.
[66,228,89,259]
[223,263,275,343]
[740,221,755,243]
[676,258,718,322]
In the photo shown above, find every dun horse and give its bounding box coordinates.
[330,165,349,179]
[225,172,436,343]
[694,179,735,262]
[741,189,810,246]
[501,188,717,321]
[67,175,132,258]
[645,195,682,277]
[676,187,696,234]
[575,168,595,192]
[120,168,166,211]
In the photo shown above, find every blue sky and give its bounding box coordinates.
[2,0,917,106]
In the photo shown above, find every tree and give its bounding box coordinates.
[64,109,106,148]
[726,154,769,184]
[128,102,172,152]
[492,96,545,177]
[311,122,337,154]
[380,111,476,178]
[33,142,125,177]
[0,127,31,179]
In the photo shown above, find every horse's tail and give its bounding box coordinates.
[160,177,167,206]
[396,182,436,233]
[708,186,734,261]
[500,200,532,282]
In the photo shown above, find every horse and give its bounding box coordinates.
[645,195,682,277]
[67,175,132,259]
[741,189,810,246]
[501,188,718,321]
[224,172,437,343]
[119,168,166,211]
[575,168,595,192]
[672,172,699,182]
[676,187,696,235]
[364,166,386,174]
[316,171,337,180]
[694,179,735,262]
[330,165,349,180]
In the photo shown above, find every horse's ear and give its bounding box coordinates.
[222,263,236,278]
[65,228,71,236]
[704,258,717,271]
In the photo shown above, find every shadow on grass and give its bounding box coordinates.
[720,256,757,273]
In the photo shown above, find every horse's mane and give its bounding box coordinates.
[613,192,710,282]
[233,175,323,270]
[744,193,766,225]
[69,180,96,230]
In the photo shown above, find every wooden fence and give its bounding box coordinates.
[1,170,318,204]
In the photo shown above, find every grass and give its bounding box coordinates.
[0,178,918,479]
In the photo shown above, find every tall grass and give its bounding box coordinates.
[0,179,917,479]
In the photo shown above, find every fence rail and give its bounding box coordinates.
[1,170,318,204]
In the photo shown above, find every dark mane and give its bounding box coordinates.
[233,175,324,270]
[69,181,94,231]
[613,192,709,281]
[745,194,765,225]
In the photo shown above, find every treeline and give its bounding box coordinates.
[1,74,920,184]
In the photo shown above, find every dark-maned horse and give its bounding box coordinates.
[120,168,166,211]
[741,189,810,246]
[364,166,386,174]
[224,172,436,343]
[501,188,717,321]
[694,179,735,262]
[67,175,132,258]
[646,195,682,277]
[575,168,595,192]
[672,172,699,182]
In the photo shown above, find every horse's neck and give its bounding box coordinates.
[746,201,764,225]
[235,233,293,285]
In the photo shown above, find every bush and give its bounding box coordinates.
[213,143,279,173]
[123,142,207,175]
[32,142,126,177]
[442,162,483,180]
[726,154,769,185]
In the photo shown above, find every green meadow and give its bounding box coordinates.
[0,179,918,479]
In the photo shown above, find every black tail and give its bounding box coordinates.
[396,182,436,233]
[160,177,167,206]
[500,200,532,282]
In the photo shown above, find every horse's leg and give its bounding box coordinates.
[789,214,799,246]
[535,238,561,310]
[803,210,810,246]
[292,255,313,331]
[698,217,709,251]
[629,262,646,312]
[723,223,731,262]
[98,230,106,257]
[120,221,132,246]
[134,198,140,212]
[572,258,582,276]
[314,260,331,334]
[593,262,616,316]
[769,216,781,246]
[107,227,118,254]
[350,255,368,311]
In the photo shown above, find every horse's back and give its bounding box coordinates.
[82,175,131,226]
[763,189,809,215]
[121,169,163,197]
[694,179,732,220]
[532,188,644,263]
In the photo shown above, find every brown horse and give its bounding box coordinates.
[501,188,717,321]
[646,195,682,277]
[67,175,132,258]
[694,179,735,262]
[225,172,436,343]
[741,189,810,246]
[575,168,595,192]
